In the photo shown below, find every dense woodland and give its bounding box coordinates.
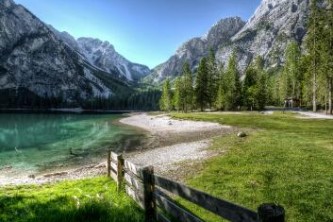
[76,88,161,111]
[160,0,333,114]
[0,87,161,111]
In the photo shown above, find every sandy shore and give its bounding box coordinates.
[1,113,232,185]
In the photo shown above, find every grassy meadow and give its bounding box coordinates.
[171,112,333,222]
[0,177,144,222]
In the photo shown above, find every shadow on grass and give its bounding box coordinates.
[0,194,144,222]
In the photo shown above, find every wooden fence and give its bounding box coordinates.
[107,152,285,222]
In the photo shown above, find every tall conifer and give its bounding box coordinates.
[306,0,323,112]
[195,57,209,111]
[182,62,194,112]
[159,78,171,111]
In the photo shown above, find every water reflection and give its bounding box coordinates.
[0,114,73,151]
[0,114,128,174]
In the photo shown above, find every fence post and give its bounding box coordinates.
[117,154,124,191]
[258,203,285,222]
[142,166,156,222]
[107,150,111,177]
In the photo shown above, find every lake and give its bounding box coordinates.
[0,113,143,179]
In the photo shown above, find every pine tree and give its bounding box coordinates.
[285,42,303,100]
[243,62,258,110]
[278,68,292,102]
[256,69,268,110]
[243,56,268,110]
[224,51,241,110]
[301,55,314,106]
[207,49,219,108]
[215,64,225,110]
[328,0,333,114]
[321,0,333,114]
[306,0,323,112]
[182,62,194,112]
[195,57,209,111]
[278,42,303,106]
[253,56,268,110]
[173,77,185,112]
[159,78,171,112]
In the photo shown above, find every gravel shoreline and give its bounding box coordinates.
[120,113,233,178]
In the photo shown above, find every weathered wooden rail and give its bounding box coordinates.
[107,151,285,222]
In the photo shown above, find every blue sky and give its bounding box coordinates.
[15,0,261,68]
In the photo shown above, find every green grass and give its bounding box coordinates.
[171,112,333,222]
[0,177,144,222]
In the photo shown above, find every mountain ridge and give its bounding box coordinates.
[145,17,246,83]
[49,27,150,82]
[145,0,309,83]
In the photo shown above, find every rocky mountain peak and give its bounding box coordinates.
[147,17,245,82]
[233,0,305,41]
[1,0,14,8]
[78,37,115,53]
[76,37,150,81]
[203,17,245,43]
[224,0,309,71]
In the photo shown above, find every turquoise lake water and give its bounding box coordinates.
[0,113,142,177]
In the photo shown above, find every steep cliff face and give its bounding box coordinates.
[147,17,246,83]
[216,0,309,71]
[146,0,310,83]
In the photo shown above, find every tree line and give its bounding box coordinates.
[159,50,269,112]
[0,87,161,111]
[160,0,333,114]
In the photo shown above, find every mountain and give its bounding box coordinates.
[146,17,246,83]
[0,0,148,109]
[146,0,309,83]
[216,0,309,72]
[49,27,150,82]
[77,38,150,82]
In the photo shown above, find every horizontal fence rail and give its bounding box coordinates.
[155,188,203,222]
[107,151,285,222]
[154,175,258,222]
